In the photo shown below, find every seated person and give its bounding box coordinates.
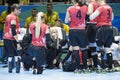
[111,36,120,68]
[19,33,34,71]
[17,28,35,71]
[54,19,69,36]
[46,27,67,69]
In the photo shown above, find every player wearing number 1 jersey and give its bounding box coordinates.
[90,0,114,71]
[65,0,88,72]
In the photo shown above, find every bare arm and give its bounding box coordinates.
[87,3,94,15]
[65,10,70,23]
[89,10,100,20]
[112,12,114,21]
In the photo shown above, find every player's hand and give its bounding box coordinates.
[17,43,22,50]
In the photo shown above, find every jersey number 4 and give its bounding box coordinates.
[76,10,82,19]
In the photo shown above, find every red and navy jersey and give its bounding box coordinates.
[97,4,113,27]
[68,4,88,29]
[4,14,20,40]
[29,23,48,47]
[89,1,99,22]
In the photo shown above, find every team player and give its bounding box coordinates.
[86,0,99,70]
[28,12,51,74]
[65,0,88,73]
[90,0,114,72]
[4,4,21,73]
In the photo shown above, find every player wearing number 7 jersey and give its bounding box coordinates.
[90,0,114,71]
[65,0,89,73]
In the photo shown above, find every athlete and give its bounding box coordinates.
[4,4,21,73]
[28,12,51,74]
[65,0,88,73]
[86,0,99,70]
[90,0,114,72]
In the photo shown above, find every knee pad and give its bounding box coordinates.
[104,47,112,53]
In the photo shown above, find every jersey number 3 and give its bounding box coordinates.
[107,9,111,19]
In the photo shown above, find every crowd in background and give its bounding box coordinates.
[0,0,120,5]
[0,0,120,75]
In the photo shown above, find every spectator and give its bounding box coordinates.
[19,0,30,5]
[46,27,67,69]
[44,3,59,27]
[24,8,38,33]
[64,0,71,4]
[54,19,69,36]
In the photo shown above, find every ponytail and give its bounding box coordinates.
[35,12,44,38]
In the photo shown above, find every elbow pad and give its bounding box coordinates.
[46,34,51,42]
[11,24,16,36]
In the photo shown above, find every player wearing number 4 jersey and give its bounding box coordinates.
[90,0,114,71]
[65,0,89,73]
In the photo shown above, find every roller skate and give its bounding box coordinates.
[16,58,21,73]
[98,68,108,74]
[112,67,120,72]
[82,68,92,74]
[107,68,114,73]
[8,62,14,73]
[74,69,82,74]
[33,66,43,74]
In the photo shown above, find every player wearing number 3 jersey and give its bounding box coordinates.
[90,0,114,70]
[65,0,89,72]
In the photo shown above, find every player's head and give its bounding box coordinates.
[97,0,106,5]
[51,28,58,40]
[11,4,21,16]
[78,0,85,6]
[72,0,85,6]
[36,12,45,23]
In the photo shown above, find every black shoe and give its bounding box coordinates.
[37,66,43,74]
[2,65,8,68]
[33,69,37,74]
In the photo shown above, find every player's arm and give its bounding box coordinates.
[87,3,94,15]
[11,20,18,41]
[89,10,100,20]
[112,12,114,21]
[65,10,70,23]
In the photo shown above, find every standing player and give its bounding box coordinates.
[65,0,88,73]
[4,4,21,73]
[90,0,114,72]
[86,0,99,70]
